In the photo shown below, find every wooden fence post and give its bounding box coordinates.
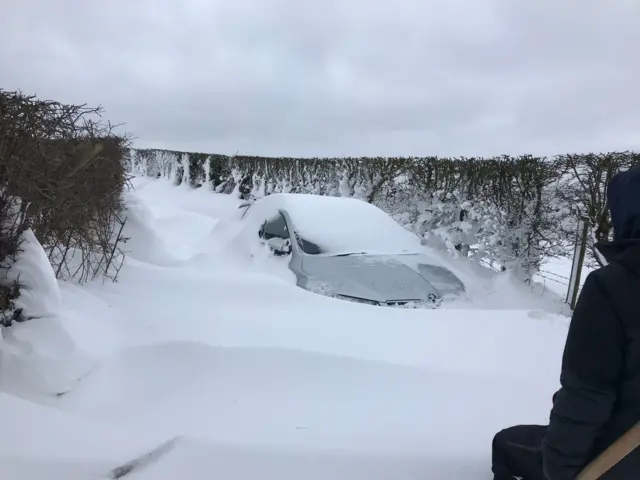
[566,217,589,310]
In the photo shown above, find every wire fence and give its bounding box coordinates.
[537,269,569,286]
[458,243,587,306]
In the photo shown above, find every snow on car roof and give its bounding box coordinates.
[254,193,423,255]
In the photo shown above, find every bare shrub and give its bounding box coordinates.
[555,152,640,267]
[0,89,130,320]
[0,195,29,326]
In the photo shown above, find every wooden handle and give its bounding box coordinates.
[576,422,640,480]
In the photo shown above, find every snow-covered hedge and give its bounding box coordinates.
[129,148,640,279]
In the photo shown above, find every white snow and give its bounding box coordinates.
[0,229,93,400]
[0,177,575,479]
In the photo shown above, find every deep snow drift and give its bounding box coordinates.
[0,177,574,479]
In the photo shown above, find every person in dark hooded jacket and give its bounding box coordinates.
[491,164,640,480]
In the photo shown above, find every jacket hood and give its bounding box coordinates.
[607,165,640,241]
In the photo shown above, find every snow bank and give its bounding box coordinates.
[125,435,486,480]
[8,229,62,319]
[0,230,92,399]
[56,341,557,448]
[121,191,181,266]
[127,177,243,264]
[0,176,574,480]
[0,392,171,480]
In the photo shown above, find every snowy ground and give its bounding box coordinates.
[0,177,577,479]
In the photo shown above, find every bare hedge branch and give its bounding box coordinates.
[0,89,130,323]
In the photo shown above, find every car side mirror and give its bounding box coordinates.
[266,237,292,255]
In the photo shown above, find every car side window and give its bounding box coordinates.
[259,213,289,240]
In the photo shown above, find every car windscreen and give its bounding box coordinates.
[295,233,323,254]
[417,263,465,295]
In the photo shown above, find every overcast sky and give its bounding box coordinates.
[3,0,639,158]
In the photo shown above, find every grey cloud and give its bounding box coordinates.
[2,0,639,158]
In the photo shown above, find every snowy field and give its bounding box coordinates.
[0,177,578,479]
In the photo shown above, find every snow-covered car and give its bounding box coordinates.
[236,193,466,307]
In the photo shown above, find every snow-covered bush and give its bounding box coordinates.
[132,148,640,280]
